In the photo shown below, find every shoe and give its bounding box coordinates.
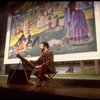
[34,78,49,87]
[27,80,35,85]
[34,80,42,87]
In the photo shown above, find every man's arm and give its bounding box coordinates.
[30,53,44,65]
[30,57,42,65]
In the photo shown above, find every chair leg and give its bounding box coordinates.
[41,79,50,86]
[41,72,57,86]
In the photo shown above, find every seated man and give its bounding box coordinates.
[30,41,56,87]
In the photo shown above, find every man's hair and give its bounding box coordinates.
[41,41,49,48]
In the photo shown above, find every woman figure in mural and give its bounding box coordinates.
[37,4,46,29]
[54,15,59,27]
[64,2,90,45]
[48,16,52,29]
[26,29,33,47]
[16,39,26,52]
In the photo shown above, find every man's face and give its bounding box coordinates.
[40,44,45,52]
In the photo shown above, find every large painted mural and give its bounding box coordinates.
[4,1,100,64]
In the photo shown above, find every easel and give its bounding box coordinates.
[7,61,31,84]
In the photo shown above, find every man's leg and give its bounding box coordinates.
[32,68,42,86]
[34,67,49,87]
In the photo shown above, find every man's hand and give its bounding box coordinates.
[35,65,42,69]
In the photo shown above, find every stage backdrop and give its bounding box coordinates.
[4,1,100,64]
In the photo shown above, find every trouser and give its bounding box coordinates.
[33,66,50,81]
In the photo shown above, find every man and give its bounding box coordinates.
[30,41,56,87]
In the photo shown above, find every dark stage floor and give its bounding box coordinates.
[0,76,100,100]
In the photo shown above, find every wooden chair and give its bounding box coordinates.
[41,70,58,86]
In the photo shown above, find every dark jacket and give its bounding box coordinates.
[30,50,55,73]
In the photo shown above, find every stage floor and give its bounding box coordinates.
[0,75,100,99]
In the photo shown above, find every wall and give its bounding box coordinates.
[0,2,24,74]
[0,3,8,74]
